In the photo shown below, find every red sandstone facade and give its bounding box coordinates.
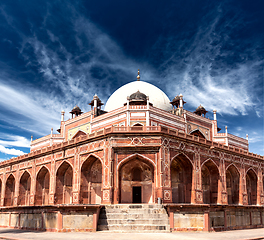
[0,79,263,231]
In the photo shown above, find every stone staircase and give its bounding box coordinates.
[97,204,170,232]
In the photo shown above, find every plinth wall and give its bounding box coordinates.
[167,205,264,231]
[0,205,101,232]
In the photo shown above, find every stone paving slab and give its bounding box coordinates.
[0,228,263,240]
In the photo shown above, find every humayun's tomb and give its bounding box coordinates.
[0,71,263,232]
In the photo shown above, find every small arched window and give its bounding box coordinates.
[132,167,142,181]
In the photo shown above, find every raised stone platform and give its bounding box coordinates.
[97,204,170,232]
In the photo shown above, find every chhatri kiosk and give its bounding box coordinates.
[0,71,263,232]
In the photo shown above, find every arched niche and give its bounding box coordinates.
[72,130,86,139]
[170,154,193,203]
[132,167,142,181]
[246,169,257,205]
[35,167,50,205]
[190,129,206,139]
[119,157,154,204]
[55,162,73,204]
[4,174,15,206]
[132,123,143,127]
[80,156,102,204]
[201,160,220,204]
[226,165,240,204]
[19,171,31,206]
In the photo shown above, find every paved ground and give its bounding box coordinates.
[0,228,263,240]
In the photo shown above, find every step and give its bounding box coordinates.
[104,204,164,209]
[97,224,170,232]
[99,213,169,220]
[101,208,167,214]
[98,218,169,225]
[97,204,170,232]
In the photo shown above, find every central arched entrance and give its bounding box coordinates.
[119,156,154,204]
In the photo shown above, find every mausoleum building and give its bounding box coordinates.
[0,71,263,232]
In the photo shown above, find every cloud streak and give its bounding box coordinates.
[0,145,25,156]
[0,1,262,156]
[0,82,60,135]
[156,6,263,116]
[0,134,31,148]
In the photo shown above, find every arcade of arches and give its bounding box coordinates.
[0,151,263,207]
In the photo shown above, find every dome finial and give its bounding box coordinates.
[137,69,140,81]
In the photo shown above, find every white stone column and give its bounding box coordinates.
[179,94,183,108]
[213,109,217,121]
[61,110,65,121]
[127,96,130,126]
[146,96,150,126]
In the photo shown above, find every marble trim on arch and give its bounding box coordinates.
[170,151,195,167]
[55,159,74,174]
[201,158,221,173]
[116,153,156,171]
[18,170,32,182]
[225,163,241,175]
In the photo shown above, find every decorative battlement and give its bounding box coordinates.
[2,125,263,168]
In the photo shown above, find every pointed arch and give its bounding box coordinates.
[36,165,50,177]
[118,154,154,203]
[189,129,207,139]
[226,163,240,174]
[201,159,220,204]
[72,130,87,139]
[246,168,257,205]
[35,166,50,205]
[19,170,31,182]
[4,174,15,206]
[80,155,102,204]
[132,122,144,126]
[226,164,240,204]
[80,153,103,170]
[246,167,258,176]
[201,158,220,172]
[55,161,73,204]
[170,153,193,203]
[56,160,74,174]
[117,153,156,172]
[18,171,31,206]
[171,152,194,167]
[132,167,142,181]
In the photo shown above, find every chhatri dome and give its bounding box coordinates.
[104,70,171,112]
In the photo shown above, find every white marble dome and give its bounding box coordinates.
[104,81,171,112]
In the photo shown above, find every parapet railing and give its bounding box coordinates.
[1,126,263,166]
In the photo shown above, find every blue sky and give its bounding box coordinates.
[0,0,263,160]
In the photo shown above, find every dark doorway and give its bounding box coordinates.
[133,186,141,203]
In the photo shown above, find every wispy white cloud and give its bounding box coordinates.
[159,8,263,117]
[0,145,25,156]
[248,132,264,144]
[0,134,30,148]
[0,2,262,157]
[18,16,154,107]
[0,82,60,135]
[0,8,155,144]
